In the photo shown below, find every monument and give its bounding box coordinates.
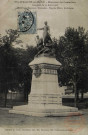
[9,22,81,116]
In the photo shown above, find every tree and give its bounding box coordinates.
[0,29,38,106]
[14,46,37,101]
[57,27,88,107]
[0,29,19,107]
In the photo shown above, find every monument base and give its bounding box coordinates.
[9,56,82,117]
[9,104,82,117]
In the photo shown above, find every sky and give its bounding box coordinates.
[0,0,88,49]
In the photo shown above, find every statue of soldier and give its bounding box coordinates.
[37,21,52,45]
[35,21,56,57]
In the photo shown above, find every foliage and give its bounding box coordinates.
[13,46,37,100]
[0,29,37,104]
[56,27,88,103]
[0,30,19,92]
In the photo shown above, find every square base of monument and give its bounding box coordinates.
[9,105,82,117]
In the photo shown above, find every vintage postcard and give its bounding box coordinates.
[0,0,88,135]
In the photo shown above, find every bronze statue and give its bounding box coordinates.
[37,21,52,45]
[35,35,43,50]
[35,21,56,57]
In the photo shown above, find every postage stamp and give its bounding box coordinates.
[18,10,37,34]
[64,112,86,133]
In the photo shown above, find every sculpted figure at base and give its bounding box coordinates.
[35,35,43,50]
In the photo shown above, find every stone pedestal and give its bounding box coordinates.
[9,56,81,116]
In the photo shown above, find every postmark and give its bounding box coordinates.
[18,10,36,34]
[64,112,85,133]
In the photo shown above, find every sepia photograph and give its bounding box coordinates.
[0,0,88,135]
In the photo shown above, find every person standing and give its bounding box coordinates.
[37,21,52,45]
